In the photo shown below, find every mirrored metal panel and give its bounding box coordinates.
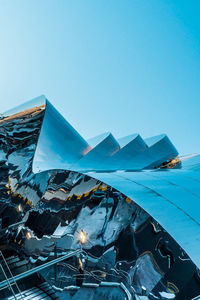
[0,97,199,300]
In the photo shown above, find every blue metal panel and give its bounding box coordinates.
[89,170,200,268]
[33,99,91,173]
[180,154,200,169]
[144,134,178,169]
[1,96,200,299]
[73,132,120,171]
[150,169,200,199]
[120,171,200,224]
[108,134,147,169]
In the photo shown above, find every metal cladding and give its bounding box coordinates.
[33,96,91,173]
[0,96,200,300]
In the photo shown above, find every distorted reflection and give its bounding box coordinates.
[0,97,199,300]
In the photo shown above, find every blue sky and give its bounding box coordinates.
[0,1,200,155]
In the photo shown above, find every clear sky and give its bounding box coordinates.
[0,0,199,155]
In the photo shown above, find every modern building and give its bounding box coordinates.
[0,95,199,299]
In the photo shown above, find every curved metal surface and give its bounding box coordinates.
[180,153,200,170]
[107,134,148,170]
[73,132,120,171]
[0,96,200,300]
[33,99,91,173]
[4,96,177,174]
[89,169,200,269]
[144,134,179,169]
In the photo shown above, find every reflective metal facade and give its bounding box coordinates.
[0,96,199,300]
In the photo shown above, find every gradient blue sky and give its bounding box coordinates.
[0,1,199,155]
